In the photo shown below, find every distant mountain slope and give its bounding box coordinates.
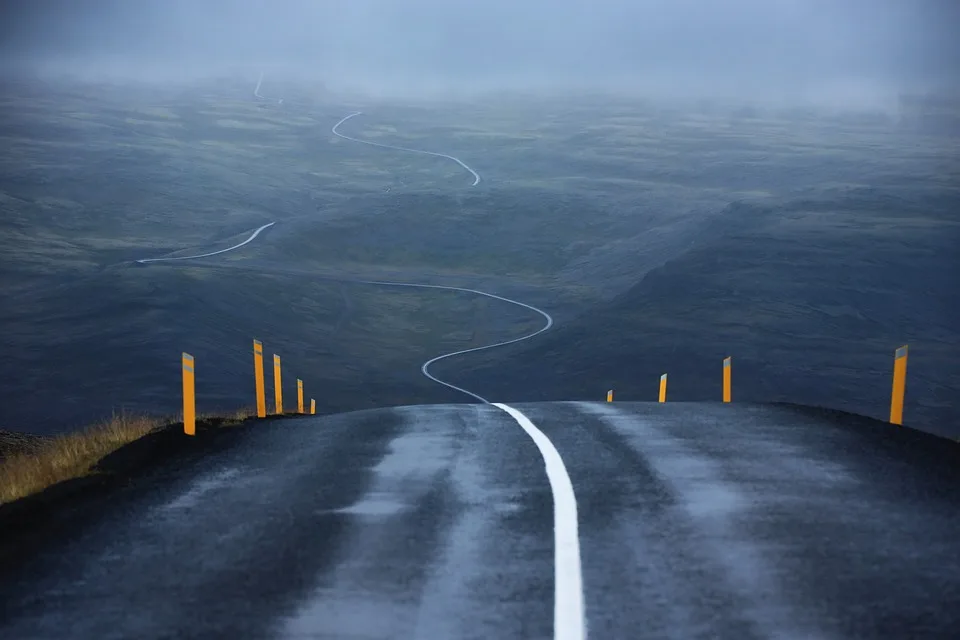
[447,187,960,438]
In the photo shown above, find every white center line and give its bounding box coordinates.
[494,402,585,640]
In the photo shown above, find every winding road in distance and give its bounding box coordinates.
[135,222,276,264]
[254,71,282,104]
[332,112,482,186]
[134,109,539,403]
[356,280,552,403]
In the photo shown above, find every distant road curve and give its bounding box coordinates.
[332,112,481,187]
[254,72,283,105]
[358,280,553,403]
[137,257,551,401]
[135,222,276,264]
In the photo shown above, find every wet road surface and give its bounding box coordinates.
[1,402,959,639]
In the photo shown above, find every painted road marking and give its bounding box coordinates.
[332,112,481,186]
[494,403,585,640]
[135,222,276,264]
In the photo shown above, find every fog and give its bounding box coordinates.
[1,0,958,105]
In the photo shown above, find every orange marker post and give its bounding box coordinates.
[310,398,316,415]
[297,379,304,414]
[723,357,732,403]
[253,340,266,418]
[658,373,668,403]
[606,389,614,402]
[889,345,908,425]
[182,352,196,436]
[273,354,283,414]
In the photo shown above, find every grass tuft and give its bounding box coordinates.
[0,407,257,505]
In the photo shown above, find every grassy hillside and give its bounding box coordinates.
[446,188,960,437]
[2,75,957,435]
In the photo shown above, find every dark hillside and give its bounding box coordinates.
[447,188,960,437]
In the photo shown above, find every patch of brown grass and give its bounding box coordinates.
[225,406,258,422]
[0,406,258,505]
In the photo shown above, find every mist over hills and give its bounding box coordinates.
[2,0,959,103]
[1,0,959,438]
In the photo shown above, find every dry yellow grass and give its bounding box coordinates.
[0,407,257,505]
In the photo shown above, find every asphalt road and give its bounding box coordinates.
[2,402,959,639]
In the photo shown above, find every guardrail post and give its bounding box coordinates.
[890,344,908,425]
[297,379,304,414]
[253,340,266,418]
[723,357,732,403]
[310,398,316,415]
[182,352,196,436]
[273,354,283,414]
[606,389,614,402]
[658,373,668,403]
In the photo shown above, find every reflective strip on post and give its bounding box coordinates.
[297,379,304,414]
[658,373,668,403]
[310,398,316,415]
[606,389,614,402]
[182,352,196,436]
[890,344,908,425]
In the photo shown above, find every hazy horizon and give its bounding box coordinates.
[2,0,959,106]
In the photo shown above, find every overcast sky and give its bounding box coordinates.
[1,0,957,103]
